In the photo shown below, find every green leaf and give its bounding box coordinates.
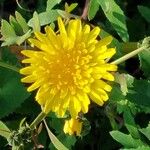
[0,68,30,118]
[49,134,76,150]
[15,11,29,33]
[138,6,150,23]
[28,10,59,27]
[88,0,99,20]
[50,118,64,134]
[1,37,18,47]
[0,121,11,139]
[127,80,150,107]
[9,15,24,35]
[139,123,150,141]
[109,83,125,102]
[123,145,150,150]
[46,0,61,11]
[98,0,129,42]
[28,11,40,32]
[123,108,140,138]
[16,30,31,45]
[57,10,70,19]
[44,120,69,150]
[0,19,16,40]
[0,49,30,118]
[110,131,144,148]
[139,49,150,78]
[65,3,78,13]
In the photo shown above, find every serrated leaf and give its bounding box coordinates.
[28,10,59,27]
[65,3,78,13]
[110,131,144,148]
[44,120,69,150]
[0,49,30,118]
[109,83,125,102]
[98,0,129,42]
[139,123,150,141]
[28,11,40,32]
[0,19,16,39]
[0,68,30,118]
[0,121,11,139]
[46,0,61,11]
[138,6,150,23]
[16,30,31,45]
[9,15,24,35]
[127,80,150,107]
[88,0,99,20]
[15,11,29,33]
[139,49,150,78]
[1,37,18,47]
[57,10,70,19]
[123,108,140,138]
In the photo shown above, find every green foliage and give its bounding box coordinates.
[28,11,40,32]
[138,6,150,23]
[88,0,99,20]
[139,49,150,78]
[127,80,150,107]
[0,121,11,139]
[46,0,61,11]
[98,0,129,42]
[110,131,145,148]
[44,120,69,150]
[139,123,150,141]
[0,49,30,118]
[0,0,150,149]
[49,133,76,150]
[0,12,31,46]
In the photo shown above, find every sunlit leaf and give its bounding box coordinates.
[65,3,78,13]
[139,123,150,141]
[0,19,16,40]
[46,0,61,11]
[98,0,129,42]
[15,11,29,33]
[110,131,144,148]
[88,0,99,20]
[0,121,11,139]
[28,11,40,32]
[44,120,69,150]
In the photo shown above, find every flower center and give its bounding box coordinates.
[46,43,94,94]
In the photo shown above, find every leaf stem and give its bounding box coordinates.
[111,46,148,65]
[30,112,47,130]
[0,61,20,72]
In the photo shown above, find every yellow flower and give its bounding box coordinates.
[63,118,82,136]
[20,17,117,118]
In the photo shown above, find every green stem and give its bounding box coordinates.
[30,112,47,129]
[0,61,20,72]
[111,46,148,65]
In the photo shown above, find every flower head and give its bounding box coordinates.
[20,17,117,118]
[63,118,82,136]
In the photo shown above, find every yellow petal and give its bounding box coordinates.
[92,80,112,92]
[58,17,67,36]
[21,75,36,83]
[89,90,104,106]
[96,36,113,47]
[69,96,81,118]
